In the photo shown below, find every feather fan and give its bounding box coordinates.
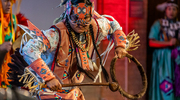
[8,48,28,86]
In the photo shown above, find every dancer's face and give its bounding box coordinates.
[1,0,12,14]
[165,6,178,19]
[69,13,91,33]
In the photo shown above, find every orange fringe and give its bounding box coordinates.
[0,51,11,86]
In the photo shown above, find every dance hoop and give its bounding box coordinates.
[110,53,147,99]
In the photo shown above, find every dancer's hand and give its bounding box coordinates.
[115,47,127,59]
[46,78,62,91]
[0,42,12,52]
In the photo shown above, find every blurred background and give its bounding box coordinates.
[14,0,180,100]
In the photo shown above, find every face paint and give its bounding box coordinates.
[69,13,91,26]
[66,1,94,26]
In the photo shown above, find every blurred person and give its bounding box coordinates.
[0,0,36,99]
[0,0,28,88]
[149,0,180,100]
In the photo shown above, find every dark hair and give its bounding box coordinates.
[90,24,109,82]
[61,0,92,6]
[166,0,179,9]
[167,0,178,4]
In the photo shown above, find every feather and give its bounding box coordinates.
[16,13,28,26]
[7,48,28,86]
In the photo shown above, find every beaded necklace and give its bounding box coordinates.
[70,29,91,52]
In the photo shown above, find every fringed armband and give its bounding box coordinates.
[18,67,44,93]
[125,30,140,51]
[18,58,55,93]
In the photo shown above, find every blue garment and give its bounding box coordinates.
[148,20,180,100]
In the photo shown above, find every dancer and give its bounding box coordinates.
[149,0,180,99]
[12,0,128,99]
